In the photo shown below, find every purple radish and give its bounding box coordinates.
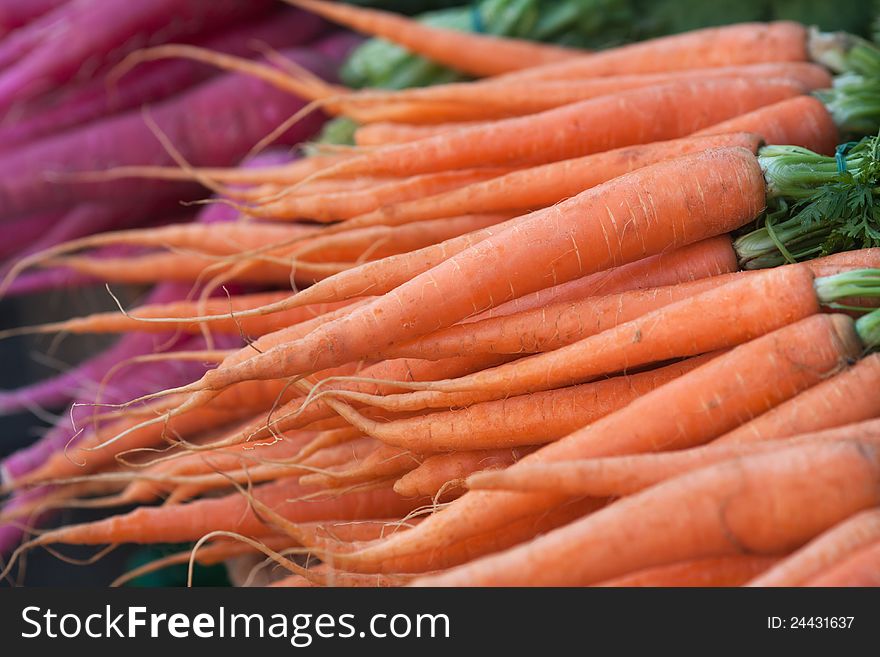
[0,0,276,114]
[0,9,327,149]
[0,48,337,217]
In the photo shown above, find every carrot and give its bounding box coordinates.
[393,448,537,500]
[595,555,781,587]
[327,355,711,452]
[414,440,880,586]
[269,565,414,588]
[3,477,419,551]
[342,63,832,126]
[715,354,880,444]
[150,148,766,400]
[344,133,762,231]
[381,276,738,361]
[467,420,880,497]
[296,79,803,182]
[250,168,512,222]
[334,264,828,412]
[695,95,839,155]
[748,509,880,586]
[496,21,808,83]
[284,0,580,77]
[804,540,880,586]
[315,314,862,574]
[1,295,356,339]
[482,235,739,319]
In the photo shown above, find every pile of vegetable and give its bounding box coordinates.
[3,0,880,587]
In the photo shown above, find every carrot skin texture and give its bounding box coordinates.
[414,441,880,586]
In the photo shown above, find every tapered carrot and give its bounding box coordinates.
[313,314,862,574]
[343,63,831,126]
[695,95,839,155]
[715,354,880,444]
[3,477,419,552]
[496,21,808,82]
[328,356,710,452]
[344,133,762,231]
[595,555,781,587]
[144,148,766,403]
[393,448,537,499]
[804,540,880,586]
[467,420,880,497]
[251,168,511,221]
[295,79,802,182]
[285,213,514,267]
[284,0,580,77]
[483,235,738,319]
[332,264,830,412]
[0,295,357,339]
[0,222,317,293]
[270,565,414,588]
[381,276,736,361]
[414,440,880,586]
[748,509,880,586]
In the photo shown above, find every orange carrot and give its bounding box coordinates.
[496,21,808,82]
[748,509,880,586]
[393,448,537,499]
[715,354,880,444]
[695,95,839,155]
[482,235,738,319]
[299,79,803,181]
[467,420,880,497]
[344,133,762,231]
[251,168,511,221]
[595,555,781,587]
[414,440,880,586]
[343,63,831,126]
[285,0,580,77]
[6,478,420,548]
[328,355,710,452]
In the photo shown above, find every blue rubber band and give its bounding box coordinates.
[836,141,858,173]
[471,3,485,33]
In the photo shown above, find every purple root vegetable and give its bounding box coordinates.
[0,47,337,217]
[0,211,65,260]
[0,0,275,115]
[310,31,364,62]
[0,0,67,37]
[0,9,327,150]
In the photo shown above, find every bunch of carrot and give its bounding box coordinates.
[3,1,880,587]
